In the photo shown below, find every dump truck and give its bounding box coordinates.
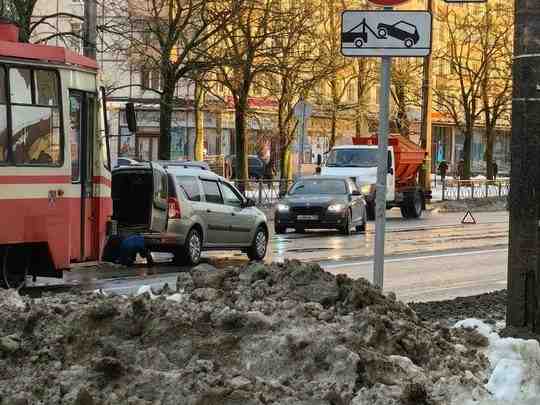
[319,134,428,220]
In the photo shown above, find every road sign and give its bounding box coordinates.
[341,10,432,57]
[294,100,312,119]
[368,0,410,5]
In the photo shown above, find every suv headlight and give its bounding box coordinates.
[328,204,345,212]
[276,203,290,212]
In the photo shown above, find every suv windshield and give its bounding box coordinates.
[326,148,378,168]
[289,179,347,195]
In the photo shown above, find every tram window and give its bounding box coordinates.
[11,106,62,165]
[0,67,6,162]
[9,68,32,104]
[35,70,59,106]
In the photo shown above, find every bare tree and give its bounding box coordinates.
[208,0,286,185]
[355,58,378,137]
[105,0,241,160]
[258,0,332,182]
[390,58,423,139]
[433,5,509,179]
[479,3,513,179]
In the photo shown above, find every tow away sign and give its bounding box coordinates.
[341,10,432,57]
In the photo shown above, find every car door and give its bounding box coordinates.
[220,181,254,245]
[149,164,168,233]
[200,179,228,245]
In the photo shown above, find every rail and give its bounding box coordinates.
[230,178,510,208]
[439,179,510,201]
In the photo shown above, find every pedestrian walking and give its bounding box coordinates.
[438,160,449,182]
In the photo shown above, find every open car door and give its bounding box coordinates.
[149,163,168,233]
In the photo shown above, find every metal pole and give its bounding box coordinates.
[419,0,433,195]
[374,54,392,289]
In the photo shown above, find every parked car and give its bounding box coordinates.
[155,160,210,171]
[274,176,367,235]
[110,163,269,266]
[226,155,266,180]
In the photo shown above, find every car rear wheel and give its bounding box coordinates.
[182,228,202,266]
[248,227,268,261]
[404,38,414,48]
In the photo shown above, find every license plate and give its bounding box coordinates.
[297,215,318,221]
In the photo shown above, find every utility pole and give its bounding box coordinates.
[418,0,433,195]
[507,0,540,333]
[83,0,97,59]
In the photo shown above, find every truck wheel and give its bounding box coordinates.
[366,202,375,221]
[1,246,29,290]
[401,191,423,219]
[354,38,364,48]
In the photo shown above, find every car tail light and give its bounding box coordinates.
[168,197,181,219]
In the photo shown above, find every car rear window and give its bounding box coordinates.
[201,180,223,204]
[176,176,201,201]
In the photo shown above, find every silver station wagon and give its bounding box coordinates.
[110,163,269,266]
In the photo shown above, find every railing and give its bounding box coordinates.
[232,179,294,208]
[439,179,510,201]
[230,178,510,207]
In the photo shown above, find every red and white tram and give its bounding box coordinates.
[0,20,112,288]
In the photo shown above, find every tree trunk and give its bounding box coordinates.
[158,85,174,161]
[507,0,540,333]
[330,108,337,150]
[356,60,370,138]
[234,94,249,190]
[462,123,473,180]
[194,81,205,161]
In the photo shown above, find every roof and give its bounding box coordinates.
[297,175,351,181]
[155,160,210,170]
[0,39,98,70]
[331,145,380,149]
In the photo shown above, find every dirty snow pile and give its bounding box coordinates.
[0,260,522,405]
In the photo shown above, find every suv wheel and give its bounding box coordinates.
[184,228,202,266]
[248,227,267,261]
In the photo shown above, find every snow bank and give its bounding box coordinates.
[454,319,540,404]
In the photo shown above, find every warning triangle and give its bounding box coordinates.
[461,210,477,225]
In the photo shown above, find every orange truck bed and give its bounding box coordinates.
[353,134,427,187]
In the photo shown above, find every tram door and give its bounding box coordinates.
[69,91,98,261]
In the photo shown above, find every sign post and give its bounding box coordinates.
[342,2,432,289]
[294,100,313,178]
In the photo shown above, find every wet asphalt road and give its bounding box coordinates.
[26,209,509,303]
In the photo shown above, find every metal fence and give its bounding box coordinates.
[230,178,510,207]
[439,179,510,201]
[232,180,294,208]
